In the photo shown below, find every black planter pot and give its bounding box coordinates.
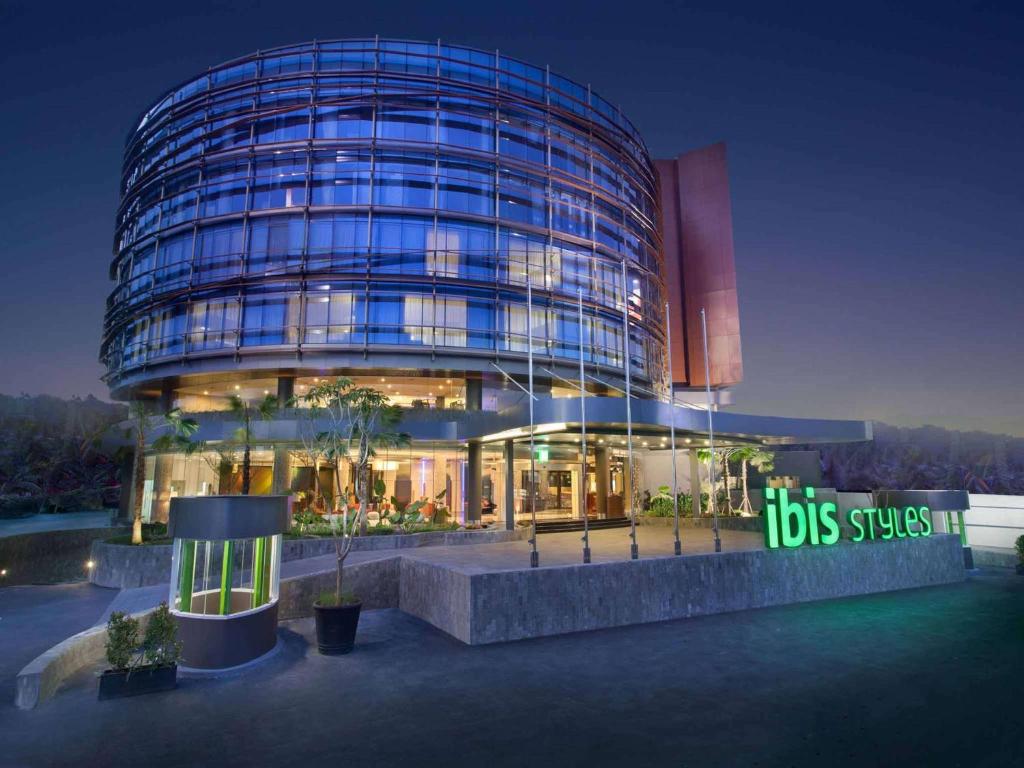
[98,664,177,700]
[314,600,362,655]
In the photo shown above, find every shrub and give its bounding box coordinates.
[317,590,358,607]
[142,602,181,667]
[106,522,169,545]
[1015,535,1024,564]
[105,612,140,672]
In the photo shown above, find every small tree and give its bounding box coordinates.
[299,378,408,604]
[228,394,278,495]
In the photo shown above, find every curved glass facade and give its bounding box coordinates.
[101,39,667,394]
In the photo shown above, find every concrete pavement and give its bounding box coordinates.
[1,569,1020,767]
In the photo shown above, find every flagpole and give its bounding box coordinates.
[578,290,591,564]
[665,301,681,556]
[527,276,539,568]
[700,307,722,553]
[622,260,638,560]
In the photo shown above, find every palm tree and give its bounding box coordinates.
[127,405,201,544]
[126,402,152,545]
[228,394,278,495]
[732,446,775,515]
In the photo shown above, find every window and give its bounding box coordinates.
[248,216,305,275]
[241,288,300,346]
[370,216,431,274]
[195,221,244,283]
[188,297,239,350]
[251,153,307,210]
[313,104,373,140]
[498,169,546,227]
[304,287,361,344]
[307,213,368,272]
[310,150,370,206]
[438,157,493,216]
[254,109,309,144]
[373,152,434,209]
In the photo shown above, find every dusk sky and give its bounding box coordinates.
[0,0,1021,435]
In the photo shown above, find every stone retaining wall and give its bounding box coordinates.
[90,527,528,588]
[640,516,765,533]
[0,527,125,586]
[438,534,966,644]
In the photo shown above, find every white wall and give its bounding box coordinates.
[643,450,696,494]
[963,494,1024,550]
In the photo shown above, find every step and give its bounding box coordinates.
[535,518,632,534]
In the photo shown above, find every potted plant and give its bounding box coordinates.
[297,378,408,654]
[1015,535,1024,576]
[99,602,180,700]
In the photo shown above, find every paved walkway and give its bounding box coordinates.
[284,526,763,579]
[0,511,113,538]
[1,570,1020,767]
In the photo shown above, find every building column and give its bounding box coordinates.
[689,448,703,517]
[466,440,482,523]
[465,378,483,411]
[272,446,292,495]
[159,381,174,414]
[504,439,516,530]
[595,445,609,519]
[152,453,173,524]
[277,375,295,404]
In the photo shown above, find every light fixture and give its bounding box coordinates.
[0,568,7,577]
[203,390,209,395]
[380,377,385,382]
[264,390,270,395]
[234,385,240,390]
[86,560,95,570]
[446,379,452,384]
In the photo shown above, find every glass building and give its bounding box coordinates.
[103,39,867,528]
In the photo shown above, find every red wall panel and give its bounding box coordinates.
[656,142,743,388]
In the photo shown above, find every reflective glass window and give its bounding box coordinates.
[187,296,239,351]
[437,157,493,216]
[255,109,310,144]
[242,287,301,345]
[195,221,245,282]
[370,215,431,274]
[248,216,305,275]
[373,152,434,209]
[498,169,546,227]
[251,153,308,209]
[307,213,368,272]
[313,104,373,140]
[310,150,370,206]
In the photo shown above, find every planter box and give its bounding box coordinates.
[98,664,177,700]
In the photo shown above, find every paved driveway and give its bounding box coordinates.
[0,583,118,700]
[1,570,1021,767]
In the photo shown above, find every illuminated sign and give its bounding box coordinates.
[764,487,932,550]
[535,447,549,463]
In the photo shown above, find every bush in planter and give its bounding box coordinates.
[1016,535,1024,575]
[100,603,179,700]
[105,611,139,672]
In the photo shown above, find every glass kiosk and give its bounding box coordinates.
[168,495,289,669]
